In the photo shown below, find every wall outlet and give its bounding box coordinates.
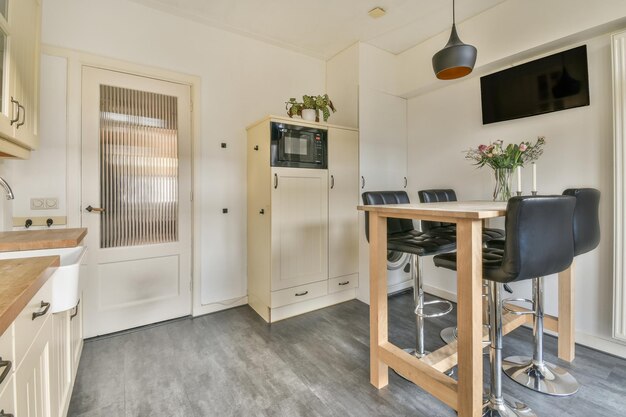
[30,198,58,210]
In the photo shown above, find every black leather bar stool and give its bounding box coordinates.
[502,188,600,396]
[362,191,456,362]
[418,189,506,345]
[433,196,576,416]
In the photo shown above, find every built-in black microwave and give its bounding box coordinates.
[270,122,327,169]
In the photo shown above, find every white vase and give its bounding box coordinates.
[301,109,316,121]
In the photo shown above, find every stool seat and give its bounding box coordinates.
[486,238,505,250]
[388,230,456,256]
[433,248,509,281]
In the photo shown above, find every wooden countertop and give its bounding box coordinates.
[0,228,87,252]
[0,256,59,336]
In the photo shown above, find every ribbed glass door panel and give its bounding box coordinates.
[99,85,179,248]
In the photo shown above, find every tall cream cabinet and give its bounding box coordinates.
[247,116,359,323]
[0,0,41,159]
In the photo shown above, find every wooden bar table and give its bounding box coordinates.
[359,201,505,417]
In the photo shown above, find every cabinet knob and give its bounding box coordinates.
[259,209,265,215]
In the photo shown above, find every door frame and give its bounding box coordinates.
[41,45,209,317]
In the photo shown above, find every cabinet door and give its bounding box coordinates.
[328,127,359,280]
[70,299,82,374]
[51,311,71,417]
[358,87,407,191]
[271,168,328,290]
[0,3,16,143]
[16,316,53,417]
[0,375,15,417]
[9,0,40,150]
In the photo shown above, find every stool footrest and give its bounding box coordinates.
[415,299,453,318]
[502,298,535,316]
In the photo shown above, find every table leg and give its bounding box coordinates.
[558,260,575,362]
[456,219,483,417]
[369,212,389,388]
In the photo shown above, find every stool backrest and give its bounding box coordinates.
[563,188,601,256]
[502,196,576,282]
[418,189,457,232]
[362,191,414,242]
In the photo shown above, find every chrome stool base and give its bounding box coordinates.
[503,356,580,396]
[440,326,457,345]
[482,395,537,417]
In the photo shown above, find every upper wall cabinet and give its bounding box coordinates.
[0,0,41,159]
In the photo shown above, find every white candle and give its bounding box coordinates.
[532,163,537,192]
[517,166,522,193]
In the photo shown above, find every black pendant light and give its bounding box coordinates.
[432,0,477,80]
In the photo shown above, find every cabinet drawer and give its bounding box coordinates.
[328,274,358,294]
[0,374,15,417]
[271,281,327,308]
[0,324,14,395]
[14,278,52,367]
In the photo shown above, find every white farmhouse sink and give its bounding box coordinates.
[0,246,87,313]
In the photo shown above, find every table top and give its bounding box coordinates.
[357,201,508,220]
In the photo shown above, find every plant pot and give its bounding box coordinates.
[301,109,316,121]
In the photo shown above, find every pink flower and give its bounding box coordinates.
[519,143,528,151]
[478,144,488,152]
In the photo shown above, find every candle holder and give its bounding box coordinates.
[516,191,522,196]
[531,191,538,196]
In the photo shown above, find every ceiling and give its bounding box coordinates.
[130,0,505,59]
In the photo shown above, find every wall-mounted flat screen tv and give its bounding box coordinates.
[480,45,589,125]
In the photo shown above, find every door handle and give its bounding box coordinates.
[330,175,335,189]
[404,177,408,188]
[86,205,105,213]
[32,301,50,320]
[361,176,365,189]
[9,97,19,125]
[274,173,278,189]
[16,103,25,128]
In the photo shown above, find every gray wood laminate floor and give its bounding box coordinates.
[68,292,626,417]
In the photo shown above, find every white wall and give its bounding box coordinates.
[9,0,325,313]
[407,34,617,350]
[397,0,626,97]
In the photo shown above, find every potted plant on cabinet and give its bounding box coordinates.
[285,94,336,122]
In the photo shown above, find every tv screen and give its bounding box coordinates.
[480,45,590,124]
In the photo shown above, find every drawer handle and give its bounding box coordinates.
[338,281,350,286]
[16,103,25,128]
[0,409,14,417]
[0,358,11,385]
[9,97,19,125]
[295,291,308,297]
[70,300,80,320]
[32,301,51,320]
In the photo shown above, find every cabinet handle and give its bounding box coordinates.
[330,175,335,189]
[254,145,259,151]
[0,358,11,385]
[0,410,13,417]
[361,176,365,189]
[32,301,51,320]
[9,97,19,125]
[70,300,80,320]
[295,291,308,297]
[259,209,265,215]
[16,103,25,128]
[274,173,278,189]
[338,281,350,286]
[404,177,408,188]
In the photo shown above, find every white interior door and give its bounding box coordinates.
[81,67,192,337]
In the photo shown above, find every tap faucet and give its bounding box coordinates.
[0,176,14,200]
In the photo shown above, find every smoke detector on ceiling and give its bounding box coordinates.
[368,7,386,19]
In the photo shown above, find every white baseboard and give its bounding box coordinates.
[193,296,249,317]
[423,284,626,359]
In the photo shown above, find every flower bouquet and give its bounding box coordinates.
[465,137,545,201]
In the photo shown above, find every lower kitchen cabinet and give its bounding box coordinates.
[16,315,53,417]
[0,374,16,417]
